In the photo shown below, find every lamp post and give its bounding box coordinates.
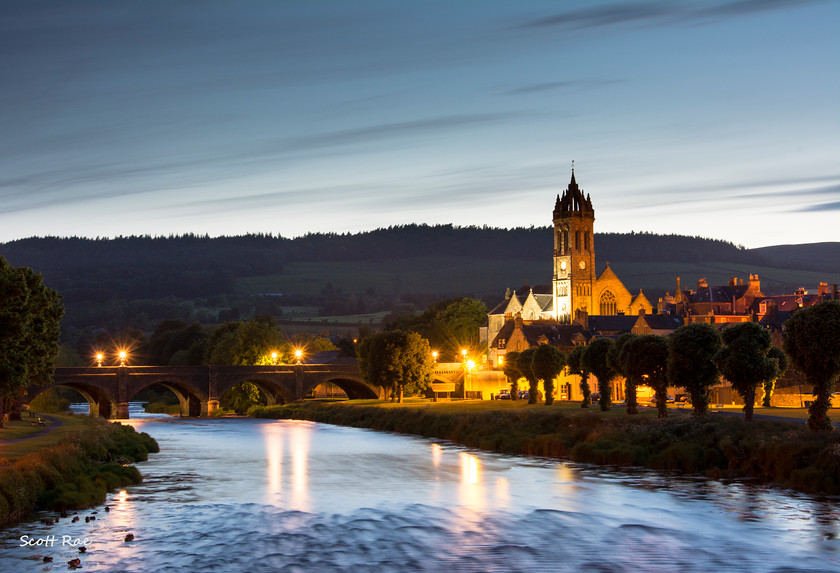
[96,353,103,368]
[118,350,127,367]
[432,351,438,362]
[271,352,278,365]
[295,349,303,364]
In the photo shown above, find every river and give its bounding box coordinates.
[1,407,838,572]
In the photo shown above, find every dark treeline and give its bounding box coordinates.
[0,226,770,334]
[0,225,762,274]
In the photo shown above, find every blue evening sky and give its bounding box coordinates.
[1,0,838,247]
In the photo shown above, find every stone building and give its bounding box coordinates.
[483,169,653,365]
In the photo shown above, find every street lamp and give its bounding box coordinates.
[295,349,303,364]
[461,348,468,361]
[95,353,103,367]
[118,350,127,367]
[432,350,438,362]
[271,351,278,365]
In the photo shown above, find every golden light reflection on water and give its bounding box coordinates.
[261,421,310,511]
[458,453,485,511]
[430,443,442,468]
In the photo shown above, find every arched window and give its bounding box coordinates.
[600,290,616,315]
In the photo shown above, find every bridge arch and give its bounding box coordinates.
[27,382,118,419]
[127,378,209,418]
[302,375,381,400]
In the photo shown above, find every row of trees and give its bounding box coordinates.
[497,301,840,432]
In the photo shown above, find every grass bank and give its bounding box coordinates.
[0,417,159,525]
[251,400,840,496]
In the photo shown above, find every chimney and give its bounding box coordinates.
[698,278,708,288]
[729,277,737,286]
[818,282,829,296]
[748,274,761,292]
[505,287,512,300]
[514,312,524,330]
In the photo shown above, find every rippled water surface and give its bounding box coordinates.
[2,409,839,572]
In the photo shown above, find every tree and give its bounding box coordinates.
[667,323,721,416]
[608,333,638,414]
[358,330,433,403]
[568,345,591,408]
[516,348,539,404]
[714,322,780,422]
[531,345,567,406]
[502,351,521,400]
[206,316,290,366]
[0,258,64,427]
[582,338,617,411]
[783,301,840,432]
[762,346,788,407]
[385,297,486,361]
[622,335,670,418]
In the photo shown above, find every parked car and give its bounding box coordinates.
[590,393,600,402]
[496,390,511,400]
[518,390,529,400]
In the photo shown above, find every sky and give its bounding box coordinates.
[1,0,838,248]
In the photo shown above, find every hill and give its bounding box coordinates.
[0,228,837,338]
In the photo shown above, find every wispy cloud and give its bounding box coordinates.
[797,200,840,212]
[507,78,624,95]
[518,0,820,30]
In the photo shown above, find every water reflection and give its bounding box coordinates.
[1,418,838,572]
[261,420,310,511]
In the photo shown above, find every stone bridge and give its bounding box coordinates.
[26,362,467,419]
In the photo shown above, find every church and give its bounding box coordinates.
[483,169,653,366]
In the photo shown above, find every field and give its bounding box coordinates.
[238,257,840,301]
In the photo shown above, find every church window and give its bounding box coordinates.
[584,232,590,250]
[575,231,581,250]
[600,291,616,315]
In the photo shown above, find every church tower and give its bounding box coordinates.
[552,167,596,322]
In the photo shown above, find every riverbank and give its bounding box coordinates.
[251,400,840,495]
[0,417,159,525]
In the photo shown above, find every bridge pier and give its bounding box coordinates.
[115,402,130,419]
[203,399,220,416]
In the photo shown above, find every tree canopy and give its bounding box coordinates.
[668,323,721,416]
[622,335,670,418]
[609,333,638,414]
[502,350,521,400]
[0,257,64,426]
[531,344,566,406]
[783,301,840,432]
[714,322,779,422]
[516,348,539,404]
[582,338,617,411]
[567,344,591,408]
[358,330,433,403]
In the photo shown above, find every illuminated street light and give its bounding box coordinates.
[432,350,438,361]
[461,348,468,361]
[466,359,475,371]
[96,353,103,367]
[271,351,278,365]
[118,350,127,367]
[294,349,303,364]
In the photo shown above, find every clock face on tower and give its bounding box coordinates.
[579,260,586,270]
[560,261,567,271]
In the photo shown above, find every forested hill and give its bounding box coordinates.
[0,225,760,271]
[2,227,835,335]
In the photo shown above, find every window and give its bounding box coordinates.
[600,290,616,315]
